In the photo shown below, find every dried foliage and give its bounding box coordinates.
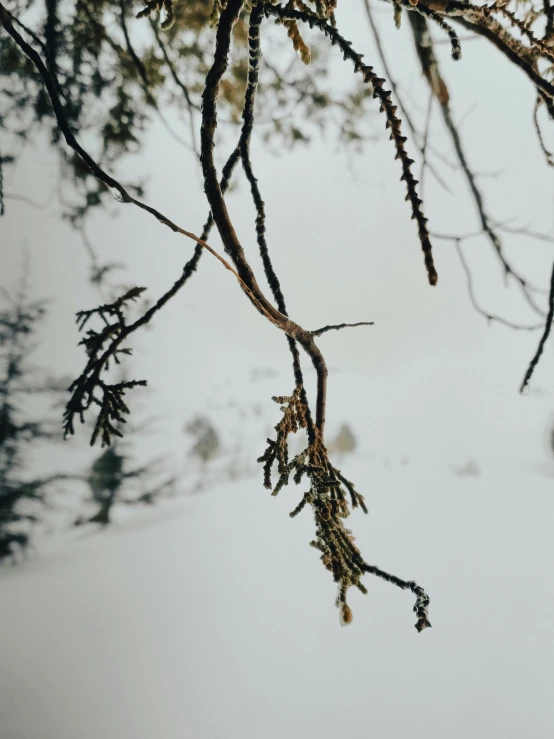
[257,391,431,630]
[2,0,554,627]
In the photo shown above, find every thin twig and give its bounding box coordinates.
[419,89,434,198]
[149,18,200,158]
[200,0,330,435]
[238,3,315,438]
[311,321,374,337]
[520,261,554,392]
[533,95,554,168]
[408,10,547,317]
[3,191,51,209]
[263,0,438,286]
[361,0,449,191]
[453,239,543,331]
[361,563,431,632]
[495,222,554,244]
[0,150,4,217]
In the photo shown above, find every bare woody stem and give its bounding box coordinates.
[520,261,554,393]
[263,1,438,287]
[311,321,374,337]
[238,4,315,441]
[199,0,329,436]
[407,9,546,317]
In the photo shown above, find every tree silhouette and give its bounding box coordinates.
[330,423,357,458]
[76,441,172,525]
[0,267,72,561]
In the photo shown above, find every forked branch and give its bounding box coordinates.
[0,0,437,630]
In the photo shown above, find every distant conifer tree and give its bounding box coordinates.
[0,270,69,561]
[330,423,357,458]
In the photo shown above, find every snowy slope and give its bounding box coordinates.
[1,334,554,739]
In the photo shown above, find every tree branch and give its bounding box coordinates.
[520,262,554,392]
[408,10,547,317]
[263,0,438,286]
[311,321,374,337]
[199,0,330,436]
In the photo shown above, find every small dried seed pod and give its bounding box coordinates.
[340,603,353,626]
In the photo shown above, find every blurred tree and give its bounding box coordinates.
[82,445,124,525]
[0,267,71,561]
[185,415,221,467]
[329,422,357,458]
[76,440,172,525]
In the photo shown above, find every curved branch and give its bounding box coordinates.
[199,0,329,435]
[520,262,554,392]
[453,239,543,331]
[407,10,547,317]
[311,321,375,337]
[361,0,451,191]
[149,17,200,157]
[263,0,438,286]
[238,3,315,438]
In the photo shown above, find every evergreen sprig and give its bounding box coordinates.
[64,287,148,446]
[258,389,430,631]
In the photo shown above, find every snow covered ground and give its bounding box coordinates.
[1,332,554,739]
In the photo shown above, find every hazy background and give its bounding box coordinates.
[1,2,554,737]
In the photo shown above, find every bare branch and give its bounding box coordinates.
[264,0,438,286]
[408,10,547,317]
[453,239,544,331]
[311,321,374,337]
[361,563,431,632]
[520,262,554,392]
[238,4,314,436]
[200,0,330,435]
[149,17,200,158]
[533,96,554,168]
[361,0,450,191]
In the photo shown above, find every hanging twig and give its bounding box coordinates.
[361,0,450,191]
[263,0,439,286]
[407,10,547,317]
[311,321,375,337]
[520,262,554,392]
